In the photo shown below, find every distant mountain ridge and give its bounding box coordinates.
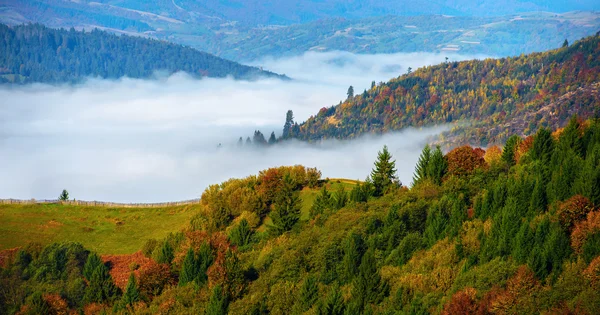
[291,34,600,146]
[0,23,285,84]
[1,1,599,61]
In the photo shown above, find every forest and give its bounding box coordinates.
[292,33,600,147]
[1,115,599,314]
[0,23,284,84]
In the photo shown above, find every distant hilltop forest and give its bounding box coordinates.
[0,23,285,84]
[286,33,600,146]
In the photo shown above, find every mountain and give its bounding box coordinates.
[2,116,600,313]
[2,1,599,61]
[0,23,285,84]
[291,33,600,146]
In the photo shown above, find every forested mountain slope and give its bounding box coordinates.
[2,1,599,61]
[1,116,600,314]
[0,23,284,84]
[293,34,600,146]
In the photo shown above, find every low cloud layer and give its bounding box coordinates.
[0,51,476,202]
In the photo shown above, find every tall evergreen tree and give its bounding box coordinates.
[83,253,103,280]
[298,275,319,312]
[343,233,366,282]
[282,110,294,140]
[59,189,69,201]
[179,247,197,287]
[321,283,345,315]
[370,145,398,196]
[347,85,354,99]
[333,187,348,210]
[428,146,447,185]
[205,285,228,315]
[156,241,174,265]
[350,250,388,312]
[229,219,253,247]
[311,186,332,217]
[412,144,431,185]
[268,131,277,144]
[502,135,520,167]
[559,115,582,155]
[119,273,140,309]
[268,174,301,235]
[531,128,555,162]
[83,263,119,304]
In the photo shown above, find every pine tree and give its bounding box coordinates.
[156,240,174,265]
[237,137,243,147]
[120,273,140,309]
[179,247,196,286]
[311,186,332,217]
[322,283,345,315]
[427,146,447,185]
[351,250,388,312]
[205,285,228,315]
[268,174,301,235]
[245,136,252,145]
[343,233,366,282]
[282,110,294,140]
[299,275,319,312]
[502,135,520,167]
[83,263,118,304]
[229,219,253,247]
[333,186,347,210]
[559,115,582,155]
[268,131,277,144]
[347,85,354,99]
[531,128,554,162]
[412,144,431,185]
[253,130,267,146]
[562,39,569,47]
[59,189,69,201]
[370,145,398,196]
[83,252,103,280]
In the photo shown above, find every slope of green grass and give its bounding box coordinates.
[0,203,198,254]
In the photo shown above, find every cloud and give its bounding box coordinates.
[0,51,478,202]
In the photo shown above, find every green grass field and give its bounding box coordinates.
[0,203,198,254]
[0,180,358,254]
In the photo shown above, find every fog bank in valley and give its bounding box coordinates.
[0,51,476,202]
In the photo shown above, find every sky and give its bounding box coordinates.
[0,51,477,202]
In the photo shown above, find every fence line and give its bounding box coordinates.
[0,198,201,208]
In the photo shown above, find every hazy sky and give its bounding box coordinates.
[0,51,476,202]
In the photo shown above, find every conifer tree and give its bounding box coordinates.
[268,174,301,235]
[311,186,332,217]
[179,247,196,286]
[205,285,228,315]
[501,135,520,167]
[370,145,398,196]
[427,146,447,185]
[268,131,277,144]
[156,241,174,265]
[59,189,69,201]
[299,275,319,312]
[559,115,582,155]
[83,263,118,304]
[83,252,103,280]
[351,250,388,312]
[343,233,366,281]
[282,110,294,140]
[333,186,347,210]
[531,128,555,162]
[412,144,431,185]
[322,283,345,315]
[229,219,253,247]
[120,273,140,309]
[529,177,547,214]
[347,85,354,99]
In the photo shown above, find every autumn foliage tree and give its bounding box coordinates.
[445,145,487,177]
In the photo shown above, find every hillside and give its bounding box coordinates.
[1,117,599,314]
[0,23,284,84]
[2,1,599,61]
[292,33,600,146]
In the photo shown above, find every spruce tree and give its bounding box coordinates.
[501,135,520,167]
[83,252,103,280]
[83,263,118,304]
[299,275,319,312]
[179,247,196,286]
[156,240,174,265]
[229,219,253,247]
[322,283,345,315]
[120,273,140,309]
[268,131,277,144]
[427,146,447,185]
[282,110,294,140]
[559,115,582,155]
[351,250,388,312]
[311,186,332,217]
[370,145,398,196]
[196,242,213,286]
[412,144,431,185]
[531,128,555,162]
[268,174,301,235]
[59,189,69,201]
[347,85,354,99]
[333,186,347,210]
[343,233,366,282]
[205,285,228,315]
